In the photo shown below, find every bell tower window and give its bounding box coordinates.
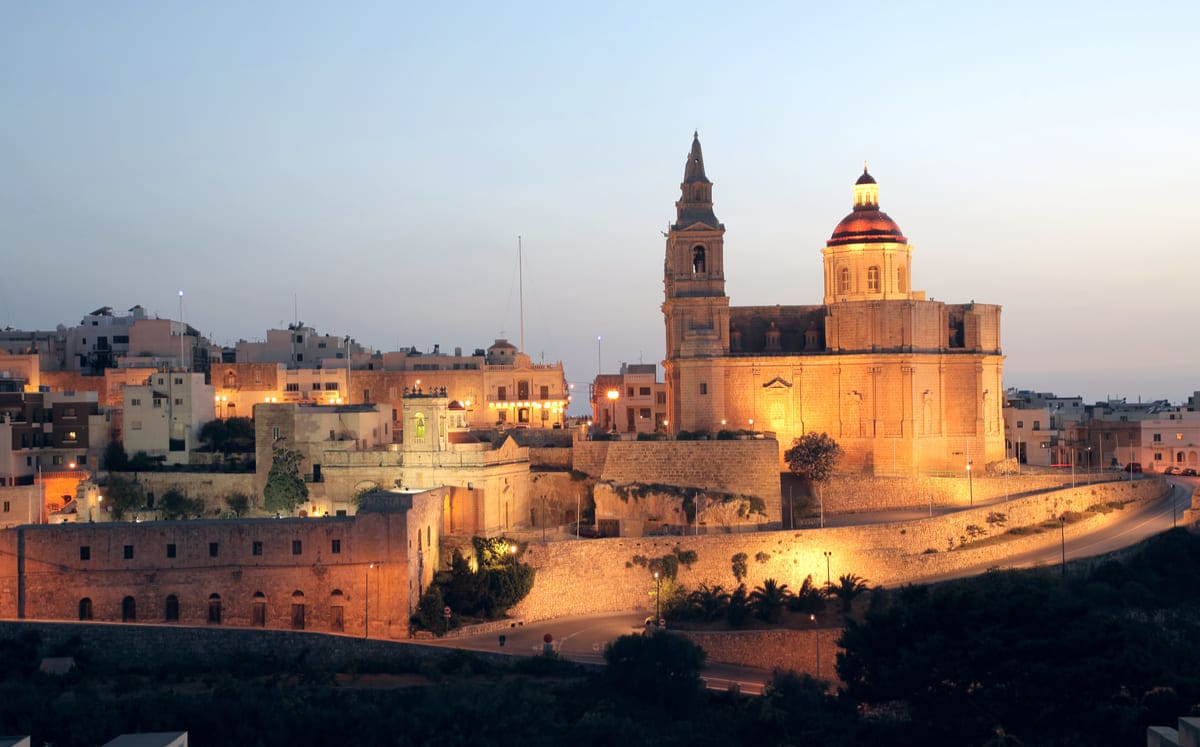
[838,267,851,294]
[692,246,706,274]
[867,266,880,292]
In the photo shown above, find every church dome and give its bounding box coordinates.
[827,167,907,247]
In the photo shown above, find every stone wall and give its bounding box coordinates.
[510,479,1165,622]
[677,628,839,685]
[529,447,572,470]
[0,485,42,528]
[528,471,589,526]
[822,473,1126,513]
[571,440,782,521]
[132,472,257,512]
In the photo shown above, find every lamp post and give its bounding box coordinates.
[653,571,661,623]
[365,562,375,639]
[1059,517,1066,578]
[811,613,820,678]
[344,335,352,405]
[823,551,832,588]
[606,388,619,434]
[966,460,974,507]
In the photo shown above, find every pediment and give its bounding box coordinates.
[762,376,793,390]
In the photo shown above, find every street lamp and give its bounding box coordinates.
[606,388,619,434]
[966,460,974,507]
[653,571,661,623]
[810,613,820,678]
[1059,517,1066,578]
[823,551,832,588]
[365,562,378,639]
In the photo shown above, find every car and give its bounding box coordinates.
[1124,462,1143,473]
[1183,468,1198,477]
[1164,466,1180,475]
[571,524,601,538]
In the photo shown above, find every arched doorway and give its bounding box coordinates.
[290,591,305,630]
[207,593,222,624]
[121,596,136,622]
[252,591,267,627]
[78,598,93,621]
[330,590,345,632]
[165,594,179,622]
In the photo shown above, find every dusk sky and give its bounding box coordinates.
[3,2,1197,413]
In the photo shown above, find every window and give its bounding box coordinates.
[639,387,651,396]
[152,399,162,408]
[166,543,176,558]
[540,385,549,399]
[252,541,263,556]
[699,383,708,395]
[311,383,321,391]
[839,267,851,294]
[292,540,302,555]
[1154,433,1162,442]
[1032,422,1040,431]
[867,266,880,292]
[174,398,183,406]
[80,546,91,561]
[692,245,706,273]
[295,334,304,344]
[123,545,134,560]
[497,386,507,401]
[324,382,338,391]
[285,383,299,392]
[296,353,303,362]
[897,267,907,293]
[52,455,63,466]
[518,381,530,399]
[165,595,179,622]
[174,377,183,385]
[518,408,530,423]
[79,598,93,621]
[2,501,8,513]
[67,431,77,441]
[1154,453,1163,461]
[640,408,651,418]
[209,542,219,558]
[272,427,281,440]
[64,407,76,417]
[1178,453,1186,463]
[131,420,142,431]
[331,539,341,554]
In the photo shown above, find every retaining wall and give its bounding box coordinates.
[510,478,1165,622]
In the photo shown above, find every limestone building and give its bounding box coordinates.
[662,134,1005,473]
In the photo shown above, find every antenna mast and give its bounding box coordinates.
[518,235,526,354]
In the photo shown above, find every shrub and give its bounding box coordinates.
[731,552,748,582]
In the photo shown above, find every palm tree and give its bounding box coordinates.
[830,573,869,613]
[688,583,730,622]
[750,578,792,622]
[787,574,826,615]
[726,584,751,628]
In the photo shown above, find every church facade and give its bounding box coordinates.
[662,134,1005,474]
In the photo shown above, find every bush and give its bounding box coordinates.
[603,633,706,709]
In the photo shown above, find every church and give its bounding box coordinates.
[661,134,1005,474]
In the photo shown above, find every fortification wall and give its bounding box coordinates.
[528,471,588,526]
[677,628,839,684]
[510,479,1164,622]
[823,473,1126,513]
[528,447,572,470]
[132,472,257,513]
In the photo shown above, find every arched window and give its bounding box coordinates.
[207,593,222,624]
[692,246,706,274]
[79,597,93,621]
[224,370,237,388]
[867,266,880,292]
[414,414,426,441]
[121,596,136,622]
[252,591,267,627]
[330,590,345,632]
[897,266,906,293]
[291,591,306,630]
[838,267,851,294]
[165,594,179,622]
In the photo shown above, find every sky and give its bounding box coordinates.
[2,1,1198,413]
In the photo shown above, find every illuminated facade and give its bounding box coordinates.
[662,134,1005,473]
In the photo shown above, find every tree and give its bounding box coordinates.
[199,417,255,454]
[263,443,308,515]
[787,574,827,615]
[687,583,731,622]
[750,578,792,622]
[785,433,842,523]
[224,493,250,517]
[603,632,707,709]
[104,475,144,520]
[158,488,205,520]
[829,573,869,613]
[102,440,129,471]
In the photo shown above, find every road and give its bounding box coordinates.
[432,477,1195,694]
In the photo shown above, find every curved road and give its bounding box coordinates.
[434,477,1195,694]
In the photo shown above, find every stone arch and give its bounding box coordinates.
[165,594,179,622]
[330,589,346,632]
[121,596,136,622]
[79,597,93,621]
[692,245,706,274]
[207,593,222,624]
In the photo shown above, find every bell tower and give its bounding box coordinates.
[662,133,730,433]
[662,132,730,359]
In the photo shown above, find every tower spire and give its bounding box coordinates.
[674,132,720,229]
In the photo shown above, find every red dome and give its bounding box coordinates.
[827,209,906,247]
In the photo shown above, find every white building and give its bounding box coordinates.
[122,372,214,464]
